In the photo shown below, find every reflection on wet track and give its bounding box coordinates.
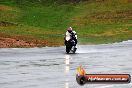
[64,55,70,88]
[0,40,132,88]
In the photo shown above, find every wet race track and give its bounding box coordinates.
[0,40,132,88]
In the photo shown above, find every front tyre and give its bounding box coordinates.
[66,46,70,54]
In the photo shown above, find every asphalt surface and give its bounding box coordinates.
[0,40,132,88]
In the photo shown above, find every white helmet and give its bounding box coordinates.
[67,27,72,33]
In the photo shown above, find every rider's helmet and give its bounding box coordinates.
[67,27,72,33]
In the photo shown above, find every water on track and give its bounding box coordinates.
[0,40,132,88]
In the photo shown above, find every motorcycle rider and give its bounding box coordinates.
[65,27,77,49]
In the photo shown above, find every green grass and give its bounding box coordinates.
[19,5,75,30]
[0,0,132,47]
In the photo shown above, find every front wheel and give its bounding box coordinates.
[66,45,71,54]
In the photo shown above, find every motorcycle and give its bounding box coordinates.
[65,35,77,54]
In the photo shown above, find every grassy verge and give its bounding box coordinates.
[0,0,132,47]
